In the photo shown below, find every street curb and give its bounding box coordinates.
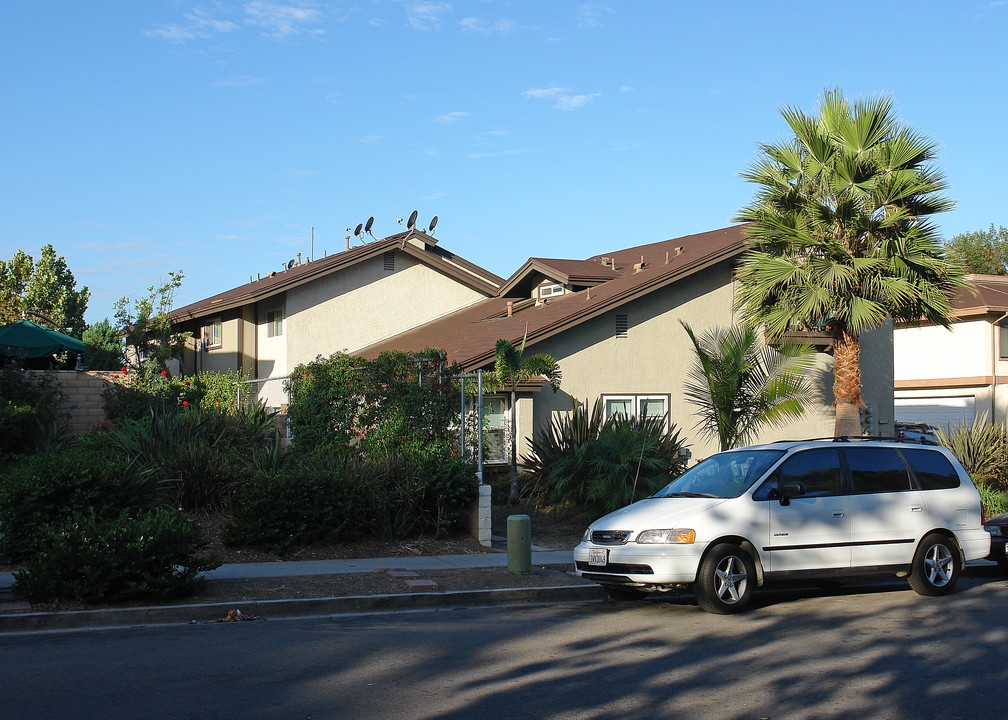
[0,584,607,634]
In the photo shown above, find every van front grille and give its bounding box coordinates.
[591,530,631,545]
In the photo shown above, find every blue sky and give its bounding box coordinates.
[2,1,1007,326]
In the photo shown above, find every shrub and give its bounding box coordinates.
[224,452,366,553]
[0,401,38,456]
[110,404,275,512]
[103,363,245,421]
[0,361,64,455]
[521,399,688,516]
[285,349,463,456]
[12,508,220,603]
[979,484,1008,518]
[224,447,477,553]
[0,431,158,563]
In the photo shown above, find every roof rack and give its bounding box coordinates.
[768,435,940,446]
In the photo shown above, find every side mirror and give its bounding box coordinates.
[779,481,806,506]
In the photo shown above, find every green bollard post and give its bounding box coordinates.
[507,514,532,575]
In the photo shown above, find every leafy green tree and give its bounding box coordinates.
[114,271,190,375]
[946,224,1008,275]
[82,318,124,370]
[733,89,967,436]
[0,245,90,336]
[681,320,816,451]
[486,331,561,503]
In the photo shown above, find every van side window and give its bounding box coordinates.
[901,448,961,490]
[754,448,841,499]
[847,448,911,494]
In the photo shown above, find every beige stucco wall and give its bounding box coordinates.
[522,260,895,461]
[285,251,487,370]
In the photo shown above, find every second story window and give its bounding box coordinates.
[267,308,283,338]
[202,317,222,349]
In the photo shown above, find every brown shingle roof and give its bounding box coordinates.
[170,231,505,322]
[954,274,1008,317]
[357,225,749,369]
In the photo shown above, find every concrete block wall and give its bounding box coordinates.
[35,370,118,434]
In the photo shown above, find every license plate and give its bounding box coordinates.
[588,548,608,566]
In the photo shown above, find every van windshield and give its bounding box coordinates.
[651,449,784,499]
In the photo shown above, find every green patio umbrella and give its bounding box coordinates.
[0,320,87,359]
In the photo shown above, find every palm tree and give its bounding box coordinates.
[490,330,561,503]
[733,89,968,436]
[681,320,816,451]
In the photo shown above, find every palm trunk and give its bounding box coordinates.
[832,329,864,437]
[508,387,519,503]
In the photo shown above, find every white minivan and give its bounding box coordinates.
[573,439,991,613]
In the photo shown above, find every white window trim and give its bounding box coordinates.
[601,393,671,429]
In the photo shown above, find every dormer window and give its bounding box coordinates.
[538,283,564,300]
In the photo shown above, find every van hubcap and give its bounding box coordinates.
[924,543,954,587]
[714,556,748,603]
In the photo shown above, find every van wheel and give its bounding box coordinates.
[908,533,961,596]
[604,586,647,601]
[694,544,755,614]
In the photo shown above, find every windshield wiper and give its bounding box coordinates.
[655,491,718,499]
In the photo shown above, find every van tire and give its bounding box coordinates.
[694,544,755,614]
[908,533,961,596]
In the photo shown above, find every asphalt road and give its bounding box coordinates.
[2,571,1006,720]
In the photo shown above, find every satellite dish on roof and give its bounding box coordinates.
[407,210,418,230]
[428,216,438,234]
[353,223,364,238]
[364,216,374,233]
[287,259,296,270]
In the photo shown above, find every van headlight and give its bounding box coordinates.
[582,527,592,543]
[636,528,696,544]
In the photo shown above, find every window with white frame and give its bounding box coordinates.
[538,282,564,299]
[202,317,222,349]
[267,308,283,338]
[601,393,670,427]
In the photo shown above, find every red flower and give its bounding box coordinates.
[161,370,168,377]
[113,375,119,379]
[184,380,190,386]
[120,367,126,373]
[182,401,189,406]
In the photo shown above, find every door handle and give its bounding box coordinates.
[833,512,845,517]
[909,506,922,512]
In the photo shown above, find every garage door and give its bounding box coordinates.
[894,396,976,429]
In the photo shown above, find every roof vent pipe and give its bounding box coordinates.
[506,301,514,317]
[297,253,302,266]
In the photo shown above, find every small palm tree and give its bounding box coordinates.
[489,329,561,503]
[733,89,967,436]
[681,320,816,451]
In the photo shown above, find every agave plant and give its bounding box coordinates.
[521,399,687,516]
[935,412,1008,489]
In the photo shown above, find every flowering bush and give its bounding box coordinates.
[102,363,243,420]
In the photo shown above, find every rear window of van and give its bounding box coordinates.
[901,448,961,490]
